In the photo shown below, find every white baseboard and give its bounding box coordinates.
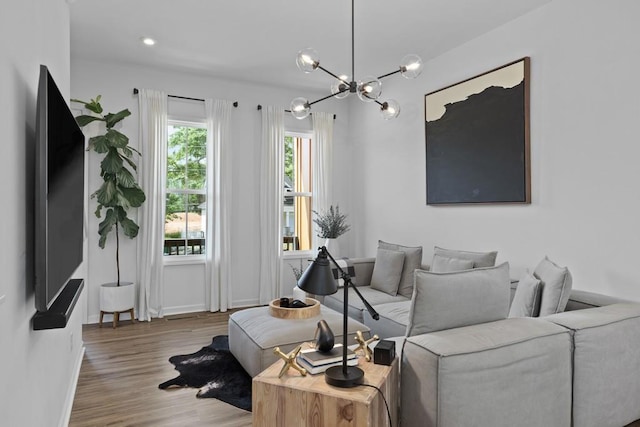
[59,345,85,427]
[85,300,260,324]
[162,304,207,316]
[231,298,260,308]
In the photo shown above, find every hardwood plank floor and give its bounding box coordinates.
[69,310,252,427]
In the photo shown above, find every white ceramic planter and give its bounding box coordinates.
[99,281,135,312]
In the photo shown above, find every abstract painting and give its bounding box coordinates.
[425,57,530,204]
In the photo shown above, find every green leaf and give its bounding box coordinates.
[123,155,137,172]
[101,148,124,174]
[116,167,136,188]
[96,180,118,206]
[120,186,146,208]
[88,135,110,153]
[75,115,104,127]
[121,146,133,158]
[114,206,127,221]
[105,129,129,149]
[119,216,139,239]
[98,208,117,248]
[104,109,131,129]
[74,98,103,115]
[94,204,103,218]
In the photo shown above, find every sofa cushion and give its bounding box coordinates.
[508,272,542,318]
[430,254,474,273]
[546,304,640,427]
[378,240,423,298]
[370,248,405,296]
[534,256,572,316]
[363,300,411,339]
[401,318,572,427]
[323,285,409,323]
[434,246,498,268]
[407,263,511,336]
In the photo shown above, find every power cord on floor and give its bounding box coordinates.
[360,383,393,427]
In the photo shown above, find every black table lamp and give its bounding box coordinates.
[298,246,379,388]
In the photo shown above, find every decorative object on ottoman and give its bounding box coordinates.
[374,340,396,366]
[273,345,307,378]
[269,297,320,319]
[298,246,380,388]
[314,319,335,352]
[354,330,379,362]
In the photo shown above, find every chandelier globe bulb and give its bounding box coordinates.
[380,99,400,120]
[331,75,351,99]
[290,97,311,119]
[356,76,382,103]
[296,48,320,73]
[400,54,423,79]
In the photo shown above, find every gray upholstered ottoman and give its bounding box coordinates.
[228,305,370,377]
[401,317,573,427]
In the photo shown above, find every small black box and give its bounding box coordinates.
[373,340,395,366]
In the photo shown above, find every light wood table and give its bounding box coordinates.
[252,356,398,426]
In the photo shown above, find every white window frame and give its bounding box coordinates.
[163,119,207,264]
[283,130,314,259]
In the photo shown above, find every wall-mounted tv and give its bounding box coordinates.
[34,65,85,313]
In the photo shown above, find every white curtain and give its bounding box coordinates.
[258,106,284,304]
[205,99,233,312]
[136,89,168,321]
[312,112,334,248]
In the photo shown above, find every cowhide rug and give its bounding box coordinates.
[158,335,252,411]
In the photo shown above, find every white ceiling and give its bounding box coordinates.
[69,0,553,91]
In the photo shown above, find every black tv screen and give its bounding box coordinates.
[35,65,85,312]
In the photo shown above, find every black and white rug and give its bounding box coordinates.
[159,335,252,412]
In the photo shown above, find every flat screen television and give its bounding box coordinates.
[34,65,85,313]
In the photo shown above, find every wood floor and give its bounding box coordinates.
[69,310,252,427]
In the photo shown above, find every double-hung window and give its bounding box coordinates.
[164,121,207,256]
[283,132,313,252]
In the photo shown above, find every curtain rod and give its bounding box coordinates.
[256,104,336,120]
[132,88,238,107]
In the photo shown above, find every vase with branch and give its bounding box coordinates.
[313,205,350,257]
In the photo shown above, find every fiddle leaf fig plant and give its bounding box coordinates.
[72,95,146,286]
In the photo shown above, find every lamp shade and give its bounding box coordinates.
[297,249,338,296]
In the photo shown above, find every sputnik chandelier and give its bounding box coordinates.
[290,0,423,120]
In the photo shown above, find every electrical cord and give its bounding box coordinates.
[360,383,393,427]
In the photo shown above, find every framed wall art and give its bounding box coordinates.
[425,57,531,205]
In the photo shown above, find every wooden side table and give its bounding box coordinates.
[252,356,398,427]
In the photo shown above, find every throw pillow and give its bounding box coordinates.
[430,254,474,273]
[378,240,423,298]
[508,272,542,318]
[331,258,356,288]
[406,262,511,337]
[433,246,498,268]
[534,256,573,316]
[370,248,405,296]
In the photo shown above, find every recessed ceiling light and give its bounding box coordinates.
[141,37,156,46]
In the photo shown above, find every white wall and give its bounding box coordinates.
[71,59,352,322]
[0,0,85,426]
[349,0,640,300]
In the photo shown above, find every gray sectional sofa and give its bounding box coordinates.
[321,256,640,427]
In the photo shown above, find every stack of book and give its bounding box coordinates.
[297,344,358,374]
